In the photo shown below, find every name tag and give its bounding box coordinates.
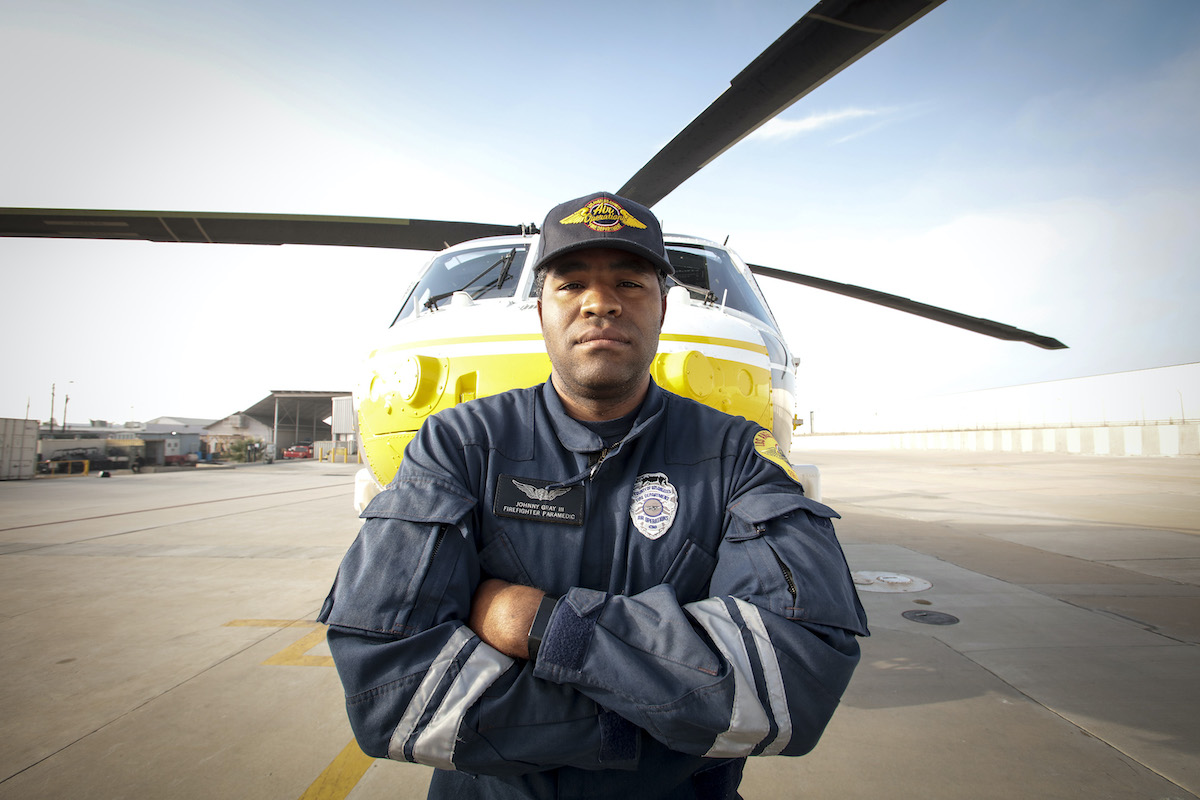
[494,474,585,526]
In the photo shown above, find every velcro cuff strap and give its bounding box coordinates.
[598,708,639,764]
[537,588,608,673]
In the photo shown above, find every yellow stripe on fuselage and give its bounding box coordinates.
[659,333,767,355]
[373,332,767,357]
[372,333,545,358]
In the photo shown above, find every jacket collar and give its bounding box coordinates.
[541,378,666,456]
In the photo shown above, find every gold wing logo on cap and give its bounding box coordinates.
[560,198,648,232]
[615,207,648,229]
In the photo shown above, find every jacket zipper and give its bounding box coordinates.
[588,445,613,481]
[766,533,798,604]
[430,524,448,560]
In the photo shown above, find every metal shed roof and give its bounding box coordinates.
[242,391,351,444]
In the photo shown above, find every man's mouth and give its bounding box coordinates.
[577,328,629,346]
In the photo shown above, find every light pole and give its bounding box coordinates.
[62,381,74,433]
[50,381,75,434]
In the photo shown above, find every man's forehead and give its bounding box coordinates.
[544,248,657,276]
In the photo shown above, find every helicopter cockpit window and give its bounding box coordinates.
[393,244,529,324]
[664,244,776,328]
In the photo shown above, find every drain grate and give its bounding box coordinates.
[902,609,960,625]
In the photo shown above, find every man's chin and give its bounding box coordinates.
[553,370,648,401]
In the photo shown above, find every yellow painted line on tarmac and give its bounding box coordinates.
[262,626,335,667]
[298,739,375,800]
[225,620,373,798]
[224,619,335,666]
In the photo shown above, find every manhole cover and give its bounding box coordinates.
[851,571,932,593]
[902,609,960,625]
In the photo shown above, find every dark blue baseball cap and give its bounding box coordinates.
[533,192,674,276]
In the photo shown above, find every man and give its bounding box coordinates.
[319,192,869,799]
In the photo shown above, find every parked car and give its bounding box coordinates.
[283,444,313,459]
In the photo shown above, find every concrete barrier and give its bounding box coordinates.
[793,422,1200,456]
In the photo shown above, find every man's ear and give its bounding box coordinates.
[537,298,543,326]
[660,294,667,325]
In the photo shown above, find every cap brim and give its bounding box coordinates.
[534,238,674,275]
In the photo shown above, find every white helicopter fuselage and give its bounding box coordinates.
[354,232,806,509]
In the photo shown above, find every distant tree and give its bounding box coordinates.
[228,436,263,463]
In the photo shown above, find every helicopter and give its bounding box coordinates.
[0,0,1065,510]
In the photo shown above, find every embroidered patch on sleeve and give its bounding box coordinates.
[752,430,802,484]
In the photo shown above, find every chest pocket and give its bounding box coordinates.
[720,492,868,636]
[476,526,535,588]
[660,539,718,604]
[319,478,477,639]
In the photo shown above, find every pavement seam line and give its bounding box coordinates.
[0,614,319,787]
[0,489,355,555]
[0,481,353,533]
[943,634,1196,798]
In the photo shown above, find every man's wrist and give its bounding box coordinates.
[526,594,558,662]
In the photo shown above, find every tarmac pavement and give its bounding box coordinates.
[0,450,1196,799]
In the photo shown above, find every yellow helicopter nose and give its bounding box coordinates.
[656,350,715,400]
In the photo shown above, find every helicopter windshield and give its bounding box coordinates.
[664,243,777,329]
[393,244,529,323]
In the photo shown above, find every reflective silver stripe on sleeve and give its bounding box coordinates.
[387,626,474,761]
[685,597,791,757]
[411,642,513,769]
[738,598,792,756]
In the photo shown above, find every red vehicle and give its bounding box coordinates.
[283,444,312,459]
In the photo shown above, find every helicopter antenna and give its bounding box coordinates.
[724,235,730,246]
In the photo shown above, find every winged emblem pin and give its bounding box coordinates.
[511,480,571,502]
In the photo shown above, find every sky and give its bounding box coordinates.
[2,0,1198,426]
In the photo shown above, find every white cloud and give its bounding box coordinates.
[731,185,1200,421]
[750,108,885,141]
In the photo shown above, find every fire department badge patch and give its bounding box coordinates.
[629,472,678,540]
[753,430,802,484]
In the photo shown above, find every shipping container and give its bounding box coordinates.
[1,418,39,480]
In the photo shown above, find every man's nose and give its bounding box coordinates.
[581,285,621,317]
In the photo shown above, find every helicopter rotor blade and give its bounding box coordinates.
[0,208,531,251]
[619,0,947,208]
[747,263,1068,350]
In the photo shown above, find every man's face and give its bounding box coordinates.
[537,248,667,409]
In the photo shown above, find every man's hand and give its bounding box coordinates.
[469,578,545,659]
